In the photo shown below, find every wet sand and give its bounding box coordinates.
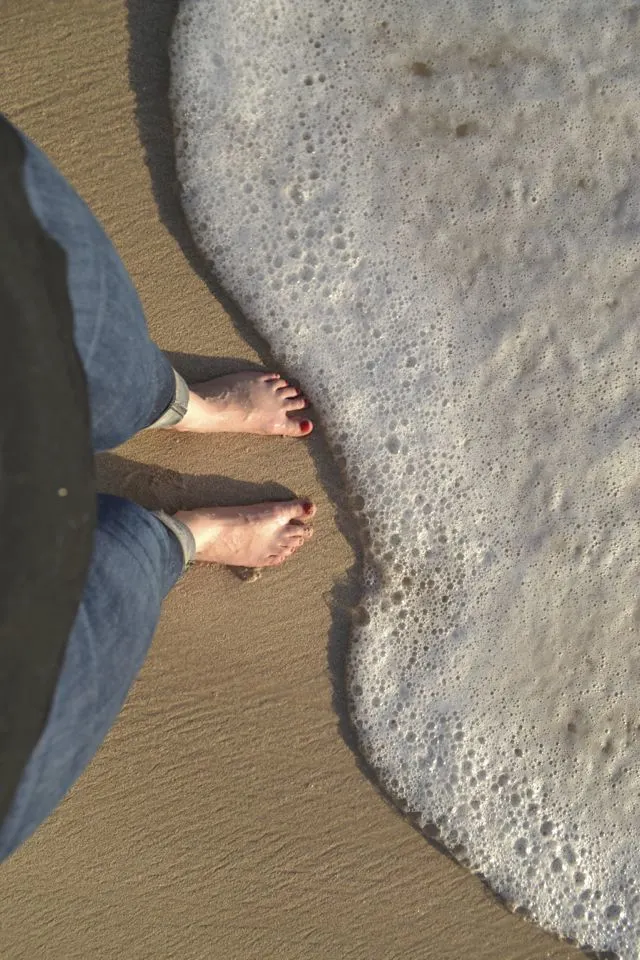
[0,2,583,958]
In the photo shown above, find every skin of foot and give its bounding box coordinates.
[174,499,316,567]
[173,371,313,437]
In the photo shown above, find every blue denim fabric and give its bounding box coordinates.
[0,128,186,860]
[18,132,176,451]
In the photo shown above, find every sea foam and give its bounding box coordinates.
[171,1,640,954]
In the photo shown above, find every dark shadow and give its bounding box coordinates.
[125,0,268,361]
[124,11,595,957]
[96,451,296,513]
[164,351,265,384]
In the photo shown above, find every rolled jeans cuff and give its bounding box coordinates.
[148,369,190,429]
[152,511,197,569]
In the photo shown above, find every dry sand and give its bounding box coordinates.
[0,2,585,958]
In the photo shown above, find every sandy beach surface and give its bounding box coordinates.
[1,2,584,958]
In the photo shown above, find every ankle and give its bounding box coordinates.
[172,390,208,432]
[173,508,212,555]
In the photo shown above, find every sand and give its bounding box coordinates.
[0,2,584,958]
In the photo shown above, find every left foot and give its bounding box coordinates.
[173,371,313,437]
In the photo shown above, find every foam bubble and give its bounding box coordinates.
[171,1,640,955]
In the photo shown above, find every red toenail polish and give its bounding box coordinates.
[300,419,311,432]
[303,501,314,514]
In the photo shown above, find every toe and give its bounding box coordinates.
[267,554,286,566]
[281,534,305,548]
[286,523,313,540]
[297,418,313,435]
[277,386,300,399]
[285,396,308,411]
[270,377,289,390]
[262,372,281,381]
[277,499,316,522]
[282,417,313,437]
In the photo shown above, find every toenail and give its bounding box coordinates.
[300,419,312,432]
[303,501,314,514]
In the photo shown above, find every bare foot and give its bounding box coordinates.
[174,499,316,567]
[173,371,313,437]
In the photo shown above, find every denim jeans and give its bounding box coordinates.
[0,128,189,860]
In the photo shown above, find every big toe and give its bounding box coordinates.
[283,416,313,437]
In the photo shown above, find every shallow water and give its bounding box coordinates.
[171,2,640,954]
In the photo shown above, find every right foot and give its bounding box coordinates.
[174,499,316,567]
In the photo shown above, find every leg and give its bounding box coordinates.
[18,129,176,451]
[0,495,186,861]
